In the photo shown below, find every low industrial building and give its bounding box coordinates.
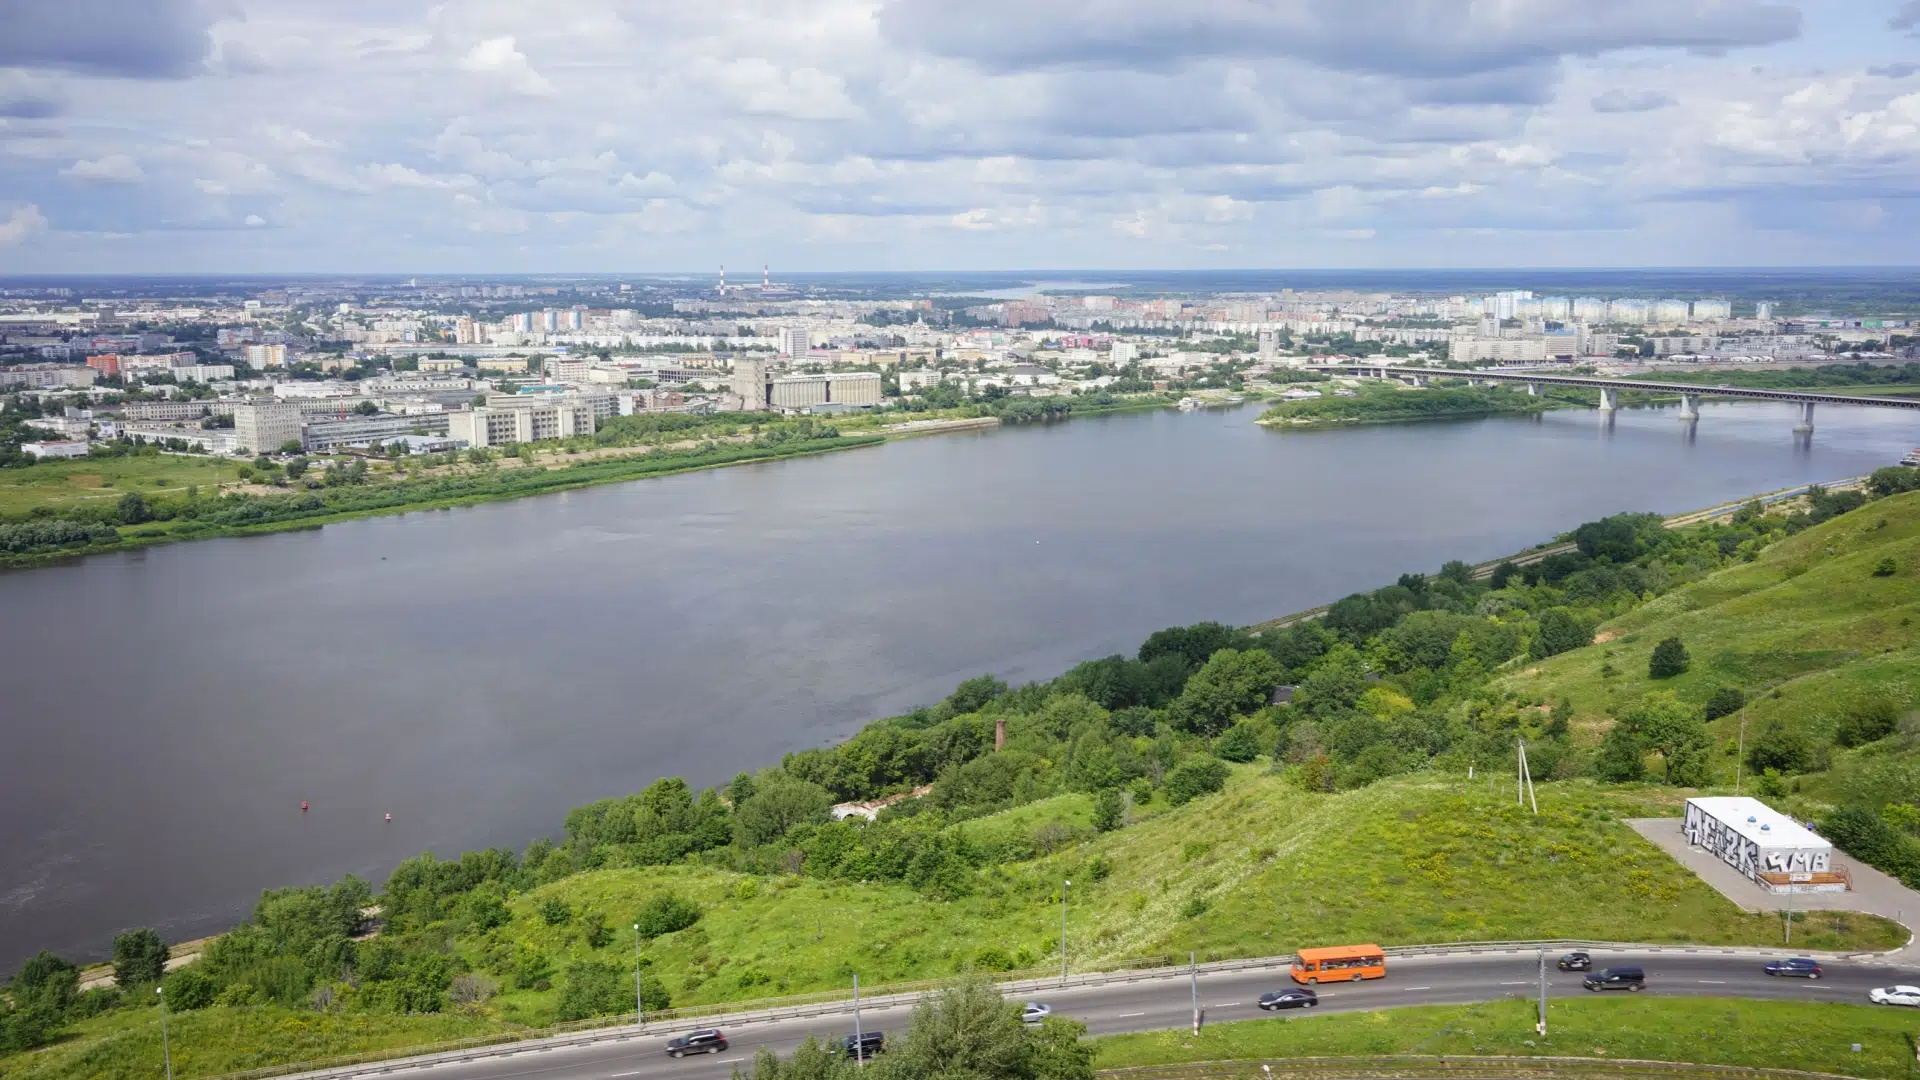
[447,397,599,447]
[22,440,90,459]
[302,412,450,451]
[1682,796,1839,892]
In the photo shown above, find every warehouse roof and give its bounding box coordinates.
[1687,796,1830,850]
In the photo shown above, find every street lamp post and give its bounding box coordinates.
[157,986,174,1080]
[1060,880,1071,988]
[633,923,645,1027]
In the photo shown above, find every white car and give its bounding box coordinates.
[1022,1002,1052,1024]
[1870,986,1920,1006]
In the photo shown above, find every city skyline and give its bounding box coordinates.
[2,0,1920,273]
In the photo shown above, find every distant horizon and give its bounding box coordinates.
[4,265,1919,282]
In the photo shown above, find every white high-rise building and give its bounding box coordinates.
[1691,299,1732,322]
[234,400,304,453]
[1110,341,1138,365]
[244,343,287,368]
[1651,299,1692,325]
[778,327,811,357]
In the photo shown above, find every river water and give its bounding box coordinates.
[2,399,1915,968]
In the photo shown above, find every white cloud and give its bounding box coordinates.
[63,154,145,183]
[0,205,50,247]
[244,213,266,226]
[457,36,554,97]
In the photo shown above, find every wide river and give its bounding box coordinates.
[3,399,1916,967]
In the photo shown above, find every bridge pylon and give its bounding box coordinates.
[1678,393,1699,422]
[1597,387,1617,412]
[1794,402,1814,434]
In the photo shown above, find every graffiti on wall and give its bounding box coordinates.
[1682,802,1831,880]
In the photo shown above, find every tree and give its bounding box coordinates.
[1214,722,1263,763]
[1837,697,1900,748]
[1703,686,1746,721]
[1171,649,1283,735]
[634,892,702,939]
[1746,717,1811,775]
[1290,645,1370,719]
[733,774,834,847]
[1091,787,1124,833]
[1137,622,1250,671]
[284,456,308,479]
[884,975,1033,1080]
[1868,466,1920,498]
[1648,637,1690,678]
[1594,723,1646,782]
[279,439,304,455]
[1529,609,1591,660]
[116,491,152,525]
[11,952,77,1013]
[112,928,167,988]
[1619,692,1710,785]
[1162,757,1230,805]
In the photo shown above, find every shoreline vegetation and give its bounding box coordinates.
[1257,382,1568,427]
[6,467,1919,1078]
[0,391,1184,569]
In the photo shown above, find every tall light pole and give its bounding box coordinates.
[633,923,645,1027]
[1735,709,1748,795]
[1189,951,1200,1035]
[852,973,865,1068]
[1060,880,1071,988]
[1535,949,1547,1036]
[157,986,174,1080]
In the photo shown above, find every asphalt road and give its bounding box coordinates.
[360,951,1919,1080]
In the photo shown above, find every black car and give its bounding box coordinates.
[1556,952,1591,972]
[1258,988,1319,1011]
[665,1029,728,1058]
[1765,958,1823,979]
[1582,966,1645,992]
[840,1031,886,1059]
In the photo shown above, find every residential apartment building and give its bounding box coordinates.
[447,397,599,447]
[0,364,96,389]
[245,344,288,368]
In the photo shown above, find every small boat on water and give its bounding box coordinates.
[1901,448,1920,467]
[1177,397,1201,410]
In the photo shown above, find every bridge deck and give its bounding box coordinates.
[1309,365,1920,409]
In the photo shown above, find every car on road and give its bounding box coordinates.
[1582,966,1645,992]
[1556,952,1591,972]
[1022,1003,1052,1025]
[665,1029,728,1058]
[1258,988,1319,1011]
[1870,986,1920,1007]
[839,1031,885,1059]
[1764,958,1823,979]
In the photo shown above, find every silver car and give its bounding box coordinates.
[1022,1002,1052,1024]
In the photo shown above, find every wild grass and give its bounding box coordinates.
[0,455,241,516]
[1092,996,1914,1077]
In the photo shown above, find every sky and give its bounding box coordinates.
[0,0,1918,274]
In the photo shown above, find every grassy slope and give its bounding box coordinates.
[1093,997,1911,1077]
[0,455,241,516]
[6,775,1903,1080]
[1500,491,1920,768]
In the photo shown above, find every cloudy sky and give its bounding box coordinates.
[1,0,1917,273]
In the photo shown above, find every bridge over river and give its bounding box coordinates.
[1309,363,1920,432]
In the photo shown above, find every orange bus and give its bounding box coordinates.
[1290,944,1386,984]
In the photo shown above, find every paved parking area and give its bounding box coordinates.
[1629,817,1920,956]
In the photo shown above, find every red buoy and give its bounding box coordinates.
[301,801,309,812]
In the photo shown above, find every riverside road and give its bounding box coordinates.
[292,949,1916,1080]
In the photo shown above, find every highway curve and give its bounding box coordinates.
[283,948,1919,1080]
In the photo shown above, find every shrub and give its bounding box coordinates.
[582,910,613,949]
[1091,787,1124,833]
[554,961,629,1021]
[1162,757,1230,805]
[1703,686,1746,721]
[1837,697,1901,748]
[1746,717,1811,775]
[1874,556,1898,577]
[538,898,572,926]
[634,892,701,939]
[1214,722,1263,763]
[112,928,167,989]
[1648,636,1690,678]
[1529,608,1591,660]
[1594,723,1646,782]
[162,965,217,1010]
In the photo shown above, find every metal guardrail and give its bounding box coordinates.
[213,938,1906,1080]
[1098,1057,1875,1080]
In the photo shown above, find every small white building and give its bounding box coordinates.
[22,440,90,459]
[1682,796,1837,891]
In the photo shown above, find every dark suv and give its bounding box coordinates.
[665,1029,728,1058]
[1556,952,1591,972]
[840,1031,886,1059]
[1765,958,1823,979]
[1582,966,1645,992]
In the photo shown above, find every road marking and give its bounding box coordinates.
[611,1072,641,1077]
[1214,1002,1241,1008]
[1696,980,1728,985]
[1116,1012,1146,1018]
[1400,986,1432,992]
[1499,981,1529,986]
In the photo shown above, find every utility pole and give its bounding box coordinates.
[1536,949,1547,1036]
[1785,886,1793,946]
[633,923,645,1027]
[1060,880,1071,988]
[1735,709,1748,795]
[157,986,174,1080]
[853,973,865,1068]
[1190,951,1200,1035]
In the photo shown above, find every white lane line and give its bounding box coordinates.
[1697,980,1728,985]
[611,1072,641,1077]
[1116,1011,1147,1018]
[1214,1002,1241,1008]
[1400,986,1433,992]
[1499,981,1529,986]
